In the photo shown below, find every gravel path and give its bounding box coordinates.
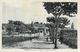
[3,39,72,49]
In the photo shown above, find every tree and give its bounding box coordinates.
[47,17,70,43]
[43,2,77,16]
[47,17,70,28]
[7,20,15,35]
[34,22,39,24]
[43,2,77,48]
[13,21,27,33]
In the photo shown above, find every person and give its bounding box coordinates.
[46,36,48,41]
[59,36,63,44]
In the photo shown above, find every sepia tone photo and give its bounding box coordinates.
[2,1,77,49]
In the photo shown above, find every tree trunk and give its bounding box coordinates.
[54,15,58,49]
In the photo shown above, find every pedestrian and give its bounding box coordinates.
[60,36,63,44]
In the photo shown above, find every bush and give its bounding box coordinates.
[2,36,37,45]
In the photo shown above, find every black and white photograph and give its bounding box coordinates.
[2,0,77,49]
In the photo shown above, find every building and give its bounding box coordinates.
[32,22,49,37]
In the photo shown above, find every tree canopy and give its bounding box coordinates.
[43,2,77,17]
[47,17,70,28]
[43,2,77,28]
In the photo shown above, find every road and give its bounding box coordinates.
[3,39,54,49]
[2,32,72,49]
[3,39,72,49]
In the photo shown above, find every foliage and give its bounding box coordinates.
[34,22,39,24]
[43,2,77,16]
[6,20,29,34]
[47,17,70,28]
[43,2,77,28]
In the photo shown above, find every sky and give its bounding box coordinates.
[2,0,49,24]
[2,0,77,28]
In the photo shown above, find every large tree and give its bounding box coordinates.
[43,2,77,16]
[47,17,70,28]
[43,2,77,48]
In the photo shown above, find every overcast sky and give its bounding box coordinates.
[2,0,77,28]
[2,0,49,24]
